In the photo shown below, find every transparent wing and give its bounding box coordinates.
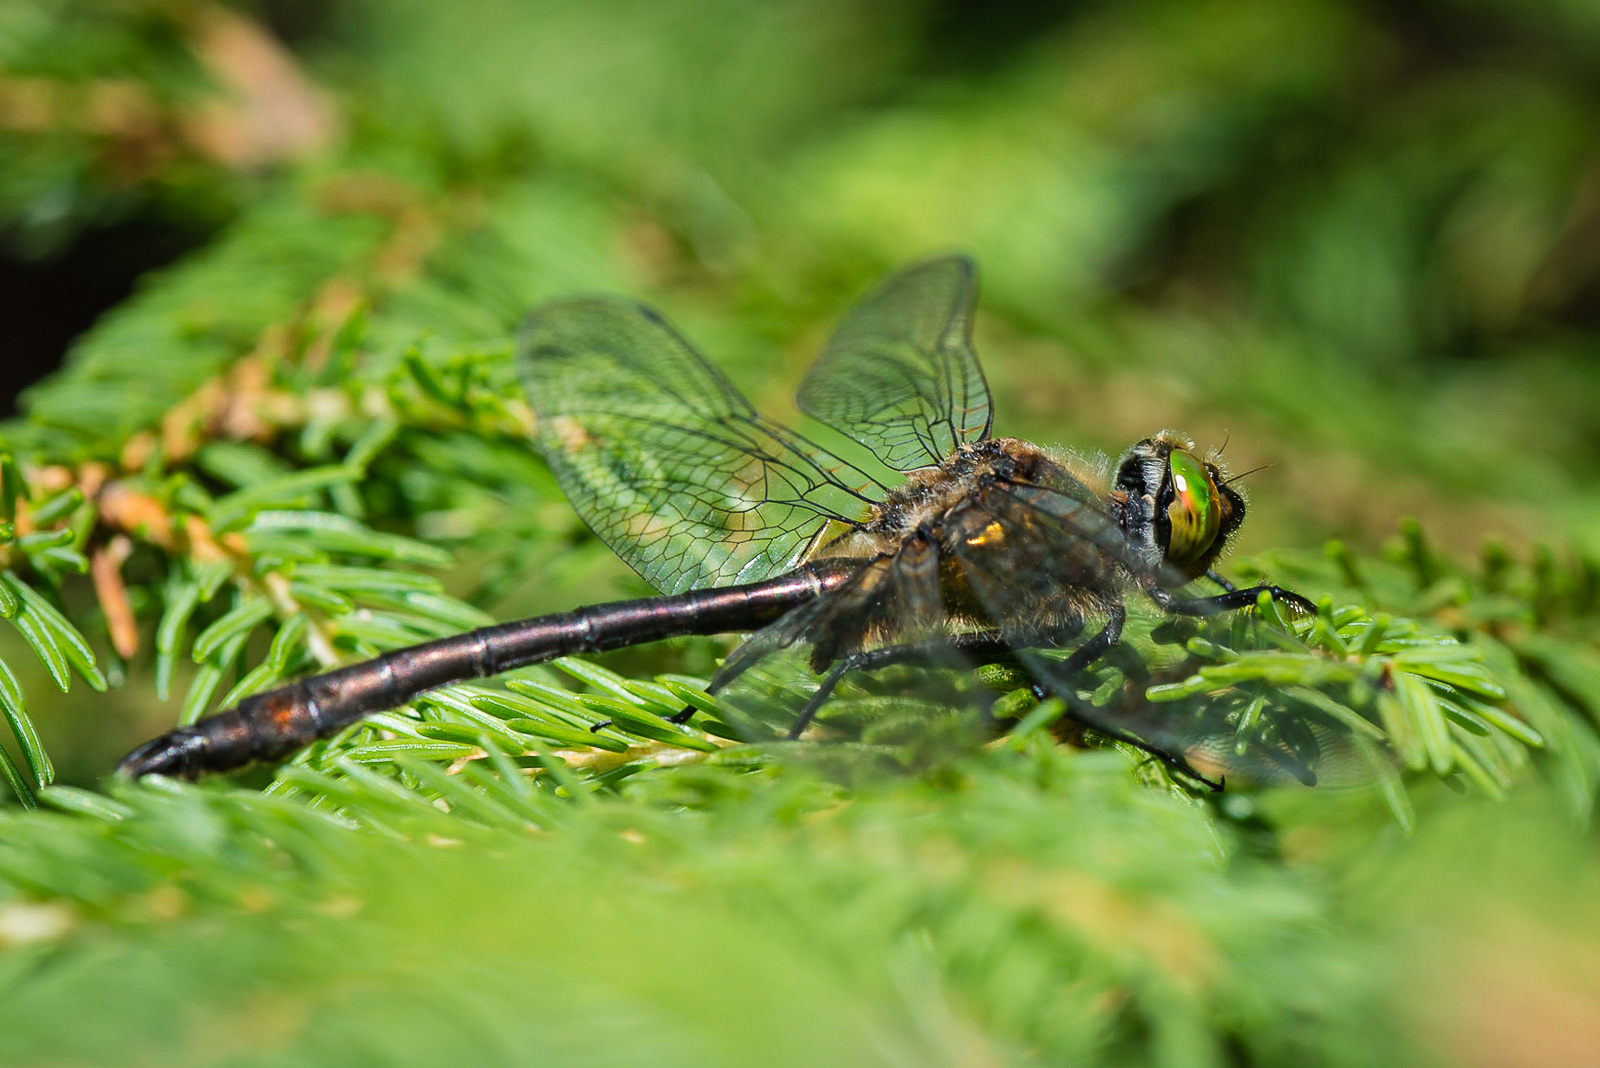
[798,256,993,471]
[946,480,1370,787]
[705,552,983,746]
[959,479,1145,603]
[518,298,881,595]
[707,546,945,694]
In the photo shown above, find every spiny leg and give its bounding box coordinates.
[638,609,1221,791]
[681,612,1204,786]
[843,629,1065,671]
[1024,603,1126,698]
[781,610,1218,791]
[777,629,1066,739]
[784,659,854,740]
[1019,604,1224,792]
[658,629,1044,730]
[1149,583,1315,617]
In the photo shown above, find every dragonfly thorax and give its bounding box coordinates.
[810,438,1130,642]
[825,439,1064,555]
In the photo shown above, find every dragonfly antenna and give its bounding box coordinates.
[1222,462,1272,485]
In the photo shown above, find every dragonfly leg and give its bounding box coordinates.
[781,627,1033,739]
[781,627,1099,739]
[1206,569,1237,593]
[663,630,1047,729]
[1024,603,1126,700]
[1022,605,1224,792]
[1149,583,1315,617]
[784,660,855,740]
[845,630,1039,671]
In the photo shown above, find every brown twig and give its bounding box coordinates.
[90,536,139,659]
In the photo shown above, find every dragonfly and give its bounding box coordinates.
[116,255,1314,786]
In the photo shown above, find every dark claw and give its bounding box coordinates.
[1271,587,1317,617]
[668,705,696,725]
[114,727,209,780]
[1185,766,1226,793]
[588,719,613,734]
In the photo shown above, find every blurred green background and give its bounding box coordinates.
[8,0,1600,555]
[2,1,1599,1064]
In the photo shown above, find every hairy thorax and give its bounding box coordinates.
[809,438,1132,653]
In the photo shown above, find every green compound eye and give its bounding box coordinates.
[1165,449,1221,566]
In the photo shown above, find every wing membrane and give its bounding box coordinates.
[798,256,993,471]
[518,298,879,594]
[947,481,1364,785]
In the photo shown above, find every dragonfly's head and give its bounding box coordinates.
[1113,432,1246,584]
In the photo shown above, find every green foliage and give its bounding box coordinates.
[2,0,1599,1063]
[0,1,242,260]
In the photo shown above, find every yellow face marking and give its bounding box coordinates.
[965,520,1004,548]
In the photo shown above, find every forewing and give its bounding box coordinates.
[798,256,993,471]
[519,298,878,594]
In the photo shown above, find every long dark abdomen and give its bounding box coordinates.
[116,560,857,779]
